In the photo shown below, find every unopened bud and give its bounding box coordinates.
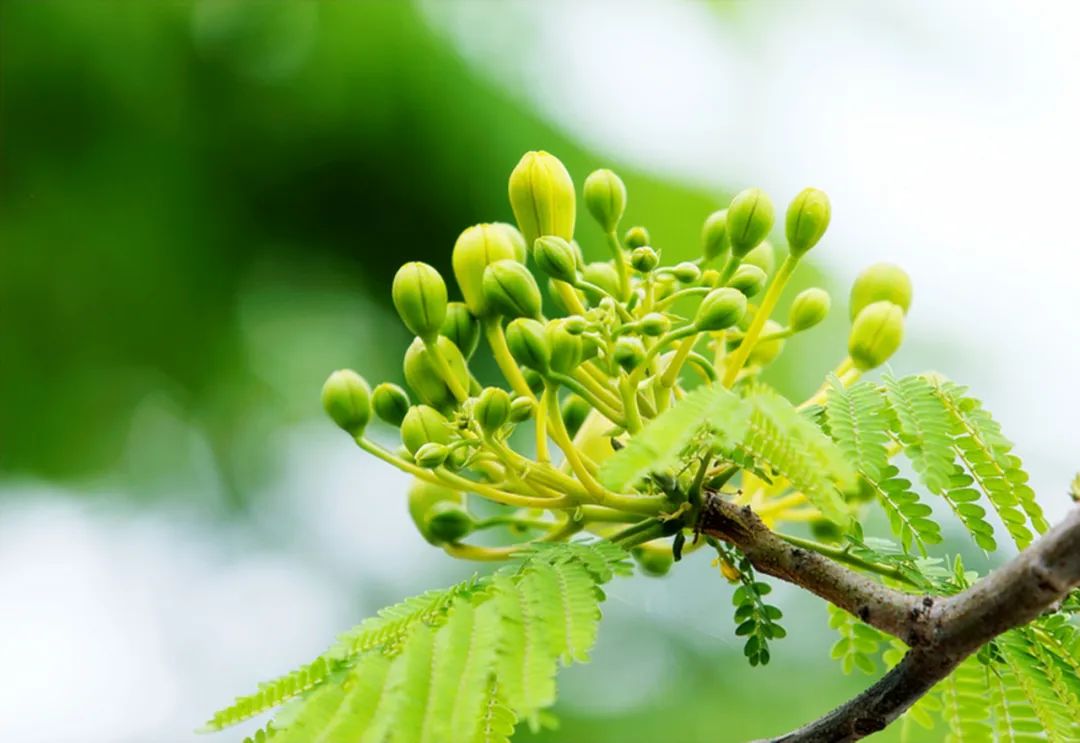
[640,312,670,337]
[785,187,831,258]
[561,394,592,438]
[701,209,728,263]
[452,223,523,316]
[424,501,474,544]
[475,386,512,433]
[581,261,621,301]
[372,382,410,427]
[482,259,542,318]
[321,369,372,436]
[747,320,785,367]
[533,235,578,283]
[613,336,646,372]
[400,404,452,454]
[701,269,721,287]
[508,150,576,249]
[634,546,674,577]
[850,263,912,320]
[630,246,659,273]
[403,337,471,410]
[727,187,775,258]
[562,315,588,335]
[407,479,462,545]
[440,302,480,359]
[695,287,748,331]
[415,442,450,469]
[672,261,702,284]
[742,240,775,277]
[493,222,528,263]
[548,321,583,375]
[392,261,447,340]
[728,264,767,297]
[624,225,650,250]
[509,395,535,423]
[848,301,905,371]
[583,168,627,233]
[505,317,551,372]
[789,288,831,331]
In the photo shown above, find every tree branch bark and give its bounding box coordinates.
[697,493,1080,743]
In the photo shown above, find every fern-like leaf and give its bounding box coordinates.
[472,680,517,743]
[882,373,956,494]
[825,378,891,481]
[998,629,1080,740]
[941,655,993,742]
[870,465,942,554]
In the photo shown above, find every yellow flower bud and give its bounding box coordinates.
[400,404,452,454]
[786,187,831,258]
[505,317,551,372]
[403,337,471,410]
[392,261,447,340]
[440,302,480,359]
[630,246,659,273]
[742,239,775,277]
[747,320,785,367]
[452,223,523,316]
[508,150,576,250]
[848,301,905,371]
[372,382,410,427]
[727,187,775,258]
[728,264,767,297]
[789,288,831,332]
[695,287,747,331]
[548,320,583,375]
[482,259,542,318]
[475,386,511,433]
[849,263,912,320]
[321,369,372,436]
[701,209,728,263]
[583,168,627,233]
[533,235,578,283]
[624,225,650,249]
[492,222,528,263]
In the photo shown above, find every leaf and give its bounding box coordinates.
[825,378,891,481]
[882,373,956,494]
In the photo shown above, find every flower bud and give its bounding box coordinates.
[475,386,511,433]
[561,394,592,438]
[505,317,551,372]
[423,501,474,544]
[321,369,372,436]
[701,209,728,263]
[533,235,578,283]
[653,276,677,301]
[786,187,831,258]
[452,223,524,316]
[727,187,775,258]
[440,302,480,359]
[482,259,542,318]
[701,269,721,287]
[583,168,627,233]
[509,395,535,423]
[624,225,650,249]
[581,261,621,301]
[672,261,702,284]
[548,321,583,375]
[747,320,785,367]
[633,546,674,577]
[630,245,659,273]
[493,222,528,263]
[415,442,450,469]
[789,288,831,332]
[640,312,670,337]
[613,336,646,372]
[850,263,912,320]
[742,240,775,277]
[400,404,452,454]
[695,287,748,331]
[522,368,546,396]
[728,264,767,297]
[392,261,447,340]
[562,315,587,335]
[407,479,462,545]
[848,301,905,371]
[403,337,471,410]
[372,382,410,427]
[508,150,576,250]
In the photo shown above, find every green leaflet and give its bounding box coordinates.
[598,381,749,492]
[942,656,993,742]
[882,373,957,495]
[998,629,1080,740]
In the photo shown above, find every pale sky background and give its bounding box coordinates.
[3,2,1079,741]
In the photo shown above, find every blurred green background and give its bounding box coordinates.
[7,2,1047,741]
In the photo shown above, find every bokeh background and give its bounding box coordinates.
[2,2,1079,741]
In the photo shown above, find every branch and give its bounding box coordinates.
[698,493,1080,743]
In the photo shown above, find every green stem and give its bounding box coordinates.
[722,255,798,387]
[606,230,631,301]
[483,316,535,400]
[422,337,469,402]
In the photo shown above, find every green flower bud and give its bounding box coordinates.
[727,187,775,258]
[850,263,912,320]
[400,404,452,454]
[321,369,372,436]
[583,168,627,233]
[402,336,471,410]
[508,150,576,250]
[440,302,480,359]
[452,223,524,316]
[533,235,578,283]
[613,336,646,372]
[640,312,670,337]
[789,288,831,332]
[848,301,905,371]
[562,315,587,335]
[747,320,785,367]
[505,317,551,372]
[414,442,450,469]
[581,261,621,301]
[560,394,592,438]
[372,382,410,427]
[423,501,474,544]
[493,222,528,263]
[509,395,535,423]
[624,225,650,249]
[482,259,542,318]
[475,386,511,433]
[742,239,775,277]
[630,245,659,273]
[672,261,702,284]
[548,321,583,375]
[701,269,721,287]
[728,264,767,297]
[701,209,728,263]
[786,187,831,258]
[695,287,748,331]
[407,479,462,545]
[653,275,677,301]
[633,546,674,577]
[522,368,546,396]
[391,261,447,340]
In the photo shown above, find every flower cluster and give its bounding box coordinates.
[321,151,912,568]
